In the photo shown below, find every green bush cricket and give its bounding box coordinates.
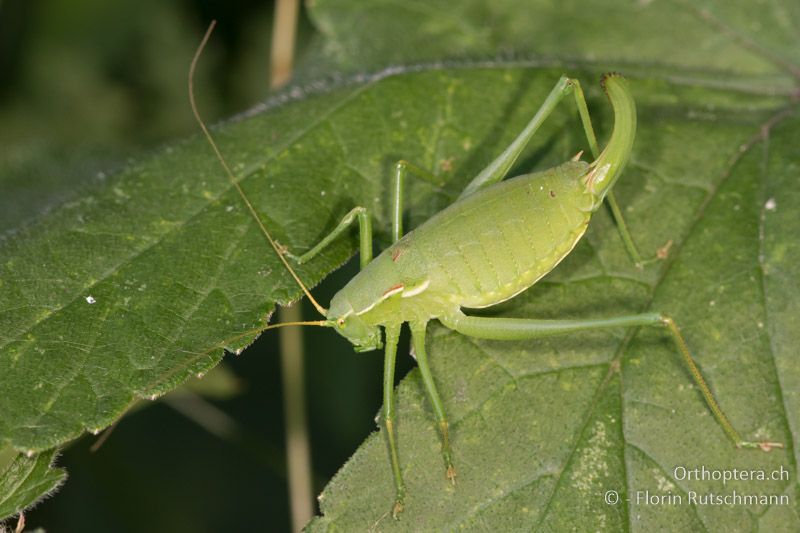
[189,23,783,519]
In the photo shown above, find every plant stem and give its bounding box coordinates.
[272,2,312,530]
[270,0,300,90]
[278,304,314,532]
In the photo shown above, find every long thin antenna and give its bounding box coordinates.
[262,320,330,330]
[189,20,328,317]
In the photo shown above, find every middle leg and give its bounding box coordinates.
[409,321,456,483]
[382,323,406,518]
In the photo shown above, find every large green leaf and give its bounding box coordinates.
[309,91,799,532]
[299,1,799,530]
[300,71,798,531]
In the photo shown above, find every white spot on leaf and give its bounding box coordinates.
[570,421,610,495]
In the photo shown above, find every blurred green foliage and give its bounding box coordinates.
[0,0,277,231]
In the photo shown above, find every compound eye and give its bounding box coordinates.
[337,318,345,327]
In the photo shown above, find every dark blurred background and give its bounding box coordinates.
[0,1,415,531]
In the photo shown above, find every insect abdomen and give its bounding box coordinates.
[407,161,593,308]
